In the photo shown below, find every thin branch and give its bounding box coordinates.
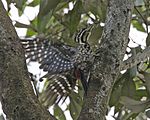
[120,46,150,71]
[134,6,149,34]
[129,37,145,48]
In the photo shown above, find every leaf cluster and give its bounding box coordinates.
[3,0,150,119]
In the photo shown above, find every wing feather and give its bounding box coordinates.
[21,38,75,74]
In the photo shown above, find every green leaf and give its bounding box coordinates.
[109,70,137,110]
[82,0,107,21]
[30,18,38,31]
[15,0,27,9]
[54,104,66,120]
[121,70,136,98]
[37,12,53,33]
[28,0,40,7]
[37,0,62,33]
[143,72,150,95]
[109,82,122,107]
[146,33,150,47]
[128,48,138,77]
[26,29,37,37]
[55,1,70,11]
[14,0,27,16]
[89,25,103,46]
[78,80,84,99]
[132,20,145,32]
[64,0,82,34]
[69,98,82,120]
[69,91,83,106]
[38,0,61,17]
[120,96,150,113]
[15,18,38,37]
[109,74,125,108]
[135,89,148,99]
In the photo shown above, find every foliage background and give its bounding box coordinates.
[0,0,150,120]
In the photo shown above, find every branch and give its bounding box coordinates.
[0,1,56,120]
[120,46,150,70]
[78,0,134,120]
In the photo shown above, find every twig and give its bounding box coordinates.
[120,46,150,70]
[134,6,149,34]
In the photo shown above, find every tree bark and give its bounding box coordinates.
[78,0,134,120]
[0,1,56,120]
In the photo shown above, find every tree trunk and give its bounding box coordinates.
[0,1,56,120]
[78,0,134,120]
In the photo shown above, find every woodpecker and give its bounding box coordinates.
[21,25,94,105]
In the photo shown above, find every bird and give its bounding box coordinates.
[21,25,94,105]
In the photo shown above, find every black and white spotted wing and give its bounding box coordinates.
[40,74,77,105]
[21,38,75,74]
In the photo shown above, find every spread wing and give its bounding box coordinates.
[21,38,75,74]
[40,74,77,106]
